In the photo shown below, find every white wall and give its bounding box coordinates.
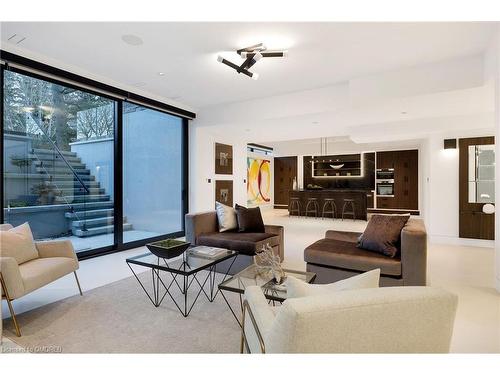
[496,41,500,294]
[425,130,495,246]
[485,27,500,292]
[189,125,248,212]
[425,135,459,239]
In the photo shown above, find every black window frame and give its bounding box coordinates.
[1,53,191,260]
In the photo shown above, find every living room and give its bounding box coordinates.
[1,1,500,372]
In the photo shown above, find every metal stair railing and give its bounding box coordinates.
[27,112,90,233]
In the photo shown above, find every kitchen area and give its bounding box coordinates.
[274,149,420,220]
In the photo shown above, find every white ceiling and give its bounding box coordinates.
[0,22,497,110]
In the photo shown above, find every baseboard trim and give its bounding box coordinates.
[429,235,494,248]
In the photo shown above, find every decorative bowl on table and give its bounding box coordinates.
[146,239,191,259]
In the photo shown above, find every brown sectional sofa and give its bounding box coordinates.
[185,211,284,274]
[304,218,427,286]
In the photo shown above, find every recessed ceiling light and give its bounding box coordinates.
[121,34,143,46]
[158,72,165,76]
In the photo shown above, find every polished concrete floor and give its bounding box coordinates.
[2,209,499,353]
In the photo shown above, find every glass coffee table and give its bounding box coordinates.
[126,248,237,317]
[218,264,316,326]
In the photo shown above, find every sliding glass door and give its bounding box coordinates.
[2,64,188,258]
[122,102,184,243]
[2,69,116,253]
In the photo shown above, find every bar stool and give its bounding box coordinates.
[322,198,337,219]
[342,199,356,220]
[289,197,301,217]
[305,198,320,218]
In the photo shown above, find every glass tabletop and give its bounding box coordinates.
[126,248,237,276]
[218,264,316,302]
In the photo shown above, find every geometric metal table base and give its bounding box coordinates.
[127,254,237,317]
[219,283,283,327]
[218,265,316,327]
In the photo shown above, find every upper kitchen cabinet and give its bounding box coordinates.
[376,151,396,169]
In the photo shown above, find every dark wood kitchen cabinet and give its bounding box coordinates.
[274,156,298,208]
[376,150,419,211]
[376,151,396,169]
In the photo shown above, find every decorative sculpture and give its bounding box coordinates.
[254,243,286,284]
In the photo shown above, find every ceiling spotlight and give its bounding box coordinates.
[158,72,165,76]
[217,42,287,80]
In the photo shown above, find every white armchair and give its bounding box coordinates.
[1,223,82,337]
[242,285,458,353]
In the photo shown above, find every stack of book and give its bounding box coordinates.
[188,246,228,259]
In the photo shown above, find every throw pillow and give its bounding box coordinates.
[357,214,410,257]
[234,204,265,233]
[0,222,39,264]
[215,201,238,232]
[286,269,380,298]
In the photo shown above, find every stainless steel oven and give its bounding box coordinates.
[376,179,394,197]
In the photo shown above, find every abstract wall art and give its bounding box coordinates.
[247,157,271,206]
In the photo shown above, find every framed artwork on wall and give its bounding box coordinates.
[247,157,271,206]
[215,143,233,175]
[215,180,233,207]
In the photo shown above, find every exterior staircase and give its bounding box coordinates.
[30,148,133,237]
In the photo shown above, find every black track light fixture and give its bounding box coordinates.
[217,42,288,80]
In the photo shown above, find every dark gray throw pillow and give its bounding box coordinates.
[235,204,265,233]
[357,214,410,257]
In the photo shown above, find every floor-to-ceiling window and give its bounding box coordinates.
[122,103,184,242]
[3,69,116,253]
[1,57,190,258]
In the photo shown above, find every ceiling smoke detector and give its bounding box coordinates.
[121,34,143,46]
[217,43,288,80]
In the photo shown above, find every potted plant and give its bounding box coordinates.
[31,181,61,205]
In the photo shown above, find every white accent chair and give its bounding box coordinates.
[242,285,458,353]
[0,223,82,337]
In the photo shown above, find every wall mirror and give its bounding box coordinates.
[468,144,495,204]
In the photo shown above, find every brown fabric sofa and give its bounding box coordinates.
[304,218,427,286]
[185,211,284,274]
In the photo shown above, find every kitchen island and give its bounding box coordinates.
[289,189,370,220]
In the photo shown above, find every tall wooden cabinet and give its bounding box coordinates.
[376,150,419,211]
[274,156,298,208]
[459,137,495,240]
